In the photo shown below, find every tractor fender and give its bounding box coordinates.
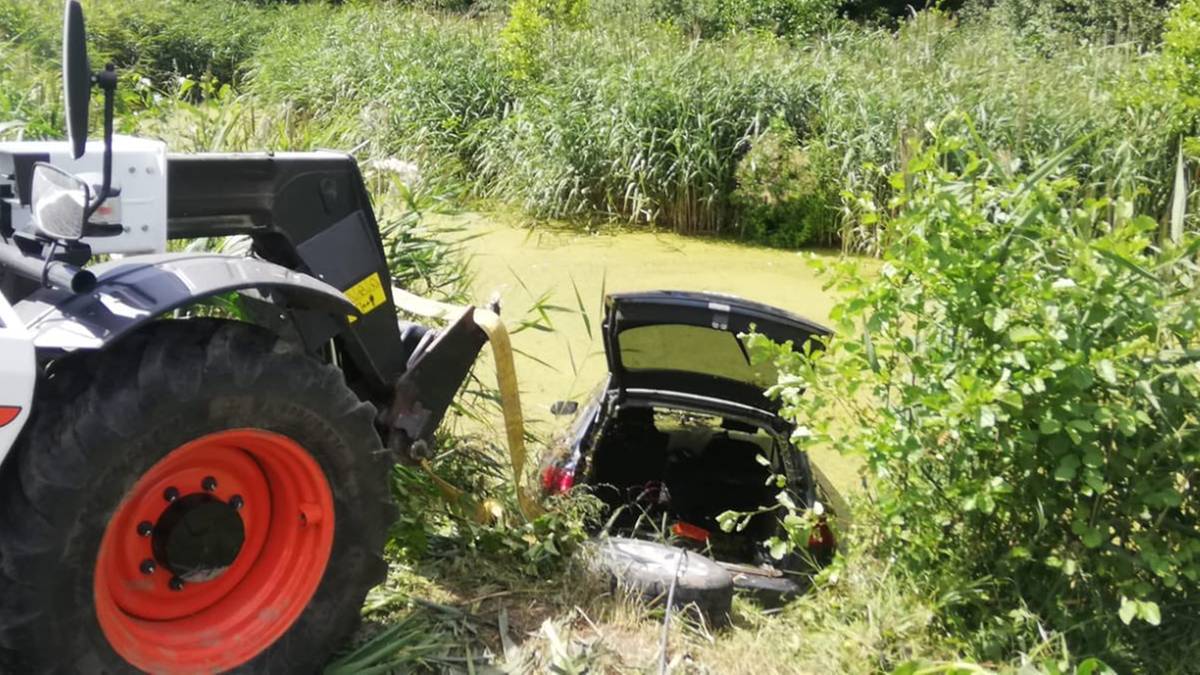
[13,252,357,352]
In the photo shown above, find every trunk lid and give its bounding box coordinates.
[602,291,830,412]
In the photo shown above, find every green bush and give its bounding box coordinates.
[1158,0,1200,146]
[978,0,1172,48]
[498,0,588,82]
[395,0,508,11]
[0,0,59,59]
[480,8,1177,248]
[94,1,272,83]
[0,0,273,84]
[732,118,838,247]
[806,11,1176,253]
[752,119,1199,669]
[841,0,963,25]
[651,0,838,37]
[0,40,62,141]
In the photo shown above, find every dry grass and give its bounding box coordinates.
[342,533,982,674]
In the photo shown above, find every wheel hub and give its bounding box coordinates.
[94,429,337,673]
[151,493,245,583]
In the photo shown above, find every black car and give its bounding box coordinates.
[542,291,843,597]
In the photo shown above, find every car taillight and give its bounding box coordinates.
[540,465,575,494]
[807,517,836,556]
[671,521,710,543]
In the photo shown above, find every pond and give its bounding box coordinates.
[434,212,862,495]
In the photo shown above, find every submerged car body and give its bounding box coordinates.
[543,291,840,593]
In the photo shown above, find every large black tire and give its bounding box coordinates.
[0,319,394,673]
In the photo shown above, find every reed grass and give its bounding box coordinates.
[0,0,1186,250]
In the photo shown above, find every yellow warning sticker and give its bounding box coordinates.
[344,272,386,323]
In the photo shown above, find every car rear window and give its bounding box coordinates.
[617,324,778,386]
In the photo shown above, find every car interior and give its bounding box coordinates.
[586,404,789,563]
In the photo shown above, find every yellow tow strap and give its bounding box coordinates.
[390,287,541,521]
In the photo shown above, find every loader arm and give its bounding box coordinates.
[165,152,412,395]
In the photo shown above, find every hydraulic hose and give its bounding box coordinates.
[390,286,541,521]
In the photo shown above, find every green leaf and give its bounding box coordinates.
[979,405,996,429]
[1093,248,1159,284]
[1068,419,1095,433]
[1082,529,1104,549]
[1067,425,1082,445]
[1082,448,1104,468]
[1096,359,1118,385]
[1015,138,1086,200]
[997,389,1024,409]
[1139,601,1162,626]
[863,325,880,373]
[769,538,788,560]
[568,274,593,340]
[776,492,797,510]
[1055,455,1080,481]
[1119,598,1137,625]
[1040,418,1062,434]
[716,511,738,533]
[1117,414,1138,437]
[1008,326,1041,343]
[990,308,1011,331]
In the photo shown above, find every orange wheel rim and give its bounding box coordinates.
[94,429,335,673]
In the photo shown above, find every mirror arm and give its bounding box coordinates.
[85,64,117,222]
[0,236,96,294]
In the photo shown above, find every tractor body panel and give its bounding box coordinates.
[0,292,35,464]
[0,137,167,255]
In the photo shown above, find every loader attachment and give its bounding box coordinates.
[385,286,542,520]
[383,306,488,461]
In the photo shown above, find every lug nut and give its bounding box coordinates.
[201,476,218,492]
[229,495,244,510]
[137,521,153,537]
[163,487,180,502]
[168,576,185,591]
[139,559,156,575]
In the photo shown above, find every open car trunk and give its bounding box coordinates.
[604,291,830,413]
[587,403,797,565]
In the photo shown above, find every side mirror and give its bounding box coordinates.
[62,0,91,160]
[550,400,579,416]
[31,163,90,241]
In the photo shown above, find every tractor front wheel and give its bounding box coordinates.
[0,319,393,673]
